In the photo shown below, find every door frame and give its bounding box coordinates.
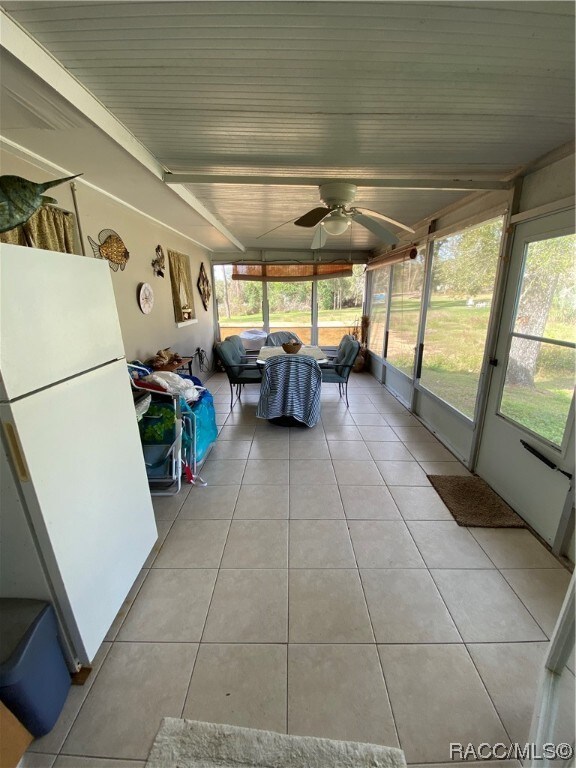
[472,196,576,469]
[474,208,575,549]
[412,213,510,465]
[488,222,575,455]
[529,576,575,768]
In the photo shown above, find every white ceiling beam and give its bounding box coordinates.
[0,10,244,250]
[0,136,221,252]
[168,184,245,251]
[1,11,164,178]
[164,173,512,191]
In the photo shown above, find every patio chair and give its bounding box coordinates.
[263,331,303,346]
[257,354,322,427]
[225,334,259,360]
[324,333,356,361]
[215,339,262,409]
[320,336,360,407]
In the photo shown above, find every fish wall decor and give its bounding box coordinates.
[87,229,129,271]
[0,173,81,233]
[152,244,165,277]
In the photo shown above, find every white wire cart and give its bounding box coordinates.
[129,364,206,495]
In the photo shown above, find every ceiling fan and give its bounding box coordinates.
[294,182,415,249]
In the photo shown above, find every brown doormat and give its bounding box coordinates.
[427,475,526,528]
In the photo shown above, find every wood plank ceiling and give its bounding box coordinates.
[1,1,574,251]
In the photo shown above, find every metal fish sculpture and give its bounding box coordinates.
[0,173,81,233]
[88,229,129,272]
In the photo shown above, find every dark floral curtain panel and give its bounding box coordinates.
[0,206,76,253]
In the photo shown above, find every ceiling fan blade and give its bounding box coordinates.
[294,207,331,227]
[354,207,415,234]
[352,213,399,245]
[311,226,327,250]
[256,215,300,239]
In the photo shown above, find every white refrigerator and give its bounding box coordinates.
[0,244,157,669]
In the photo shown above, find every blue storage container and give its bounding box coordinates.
[0,599,71,737]
[190,390,218,462]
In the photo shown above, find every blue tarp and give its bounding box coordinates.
[183,391,218,462]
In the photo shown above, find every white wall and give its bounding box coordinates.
[0,150,216,376]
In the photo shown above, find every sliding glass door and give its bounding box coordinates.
[476,211,575,545]
[365,215,506,461]
[267,281,313,344]
[317,264,365,346]
[386,249,426,377]
[367,265,391,356]
[213,265,264,337]
[214,265,365,346]
[419,217,504,419]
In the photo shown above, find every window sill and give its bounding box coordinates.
[177,319,198,328]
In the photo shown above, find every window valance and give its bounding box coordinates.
[232,263,353,282]
[365,247,418,271]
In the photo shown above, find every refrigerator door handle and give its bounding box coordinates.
[2,422,30,482]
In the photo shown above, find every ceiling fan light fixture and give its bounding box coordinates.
[322,210,351,236]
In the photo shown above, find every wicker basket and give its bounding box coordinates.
[282,341,302,354]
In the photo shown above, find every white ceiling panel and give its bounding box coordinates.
[1,1,574,252]
[181,183,464,250]
[0,51,233,250]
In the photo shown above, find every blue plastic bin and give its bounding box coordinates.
[0,599,71,737]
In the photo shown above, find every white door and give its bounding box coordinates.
[476,211,575,547]
[1,359,157,665]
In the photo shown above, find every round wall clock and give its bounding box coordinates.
[137,282,154,314]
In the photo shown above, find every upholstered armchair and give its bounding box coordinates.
[324,333,356,362]
[320,336,360,407]
[224,334,259,360]
[215,339,263,409]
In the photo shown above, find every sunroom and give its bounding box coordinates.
[0,2,574,767]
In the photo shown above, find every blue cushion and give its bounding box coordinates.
[321,337,359,380]
[238,369,262,382]
[225,335,246,359]
[217,340,241,376]
[337,338,360,376]
[321,369,346,384]
[218,341,262,383]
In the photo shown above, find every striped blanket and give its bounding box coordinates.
[256,355,322,427]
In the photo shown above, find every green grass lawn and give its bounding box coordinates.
[418,367,573,443]
[419,368,481,417]
[500,385,573,446]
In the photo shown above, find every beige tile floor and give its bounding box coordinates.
[22,372,574,768]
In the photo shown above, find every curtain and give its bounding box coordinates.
[168,249,196,322]
[232,263,353,282]
[0,206,76,253]
[365,246,418,271]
